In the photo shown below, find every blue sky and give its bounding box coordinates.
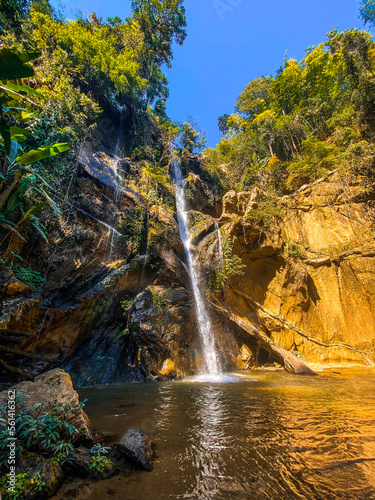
[52,0,370,147]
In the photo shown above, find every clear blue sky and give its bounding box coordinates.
[53,0,370,147]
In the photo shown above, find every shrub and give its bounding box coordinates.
[11,265,45,288]
[151,289,167,309]
[89,444,112,475]
[120,296,135,312]
[0,398,87,470]
[288,242,303,258]
[244,200,283,228]
[0,472,46,500]
[119,207,147,255]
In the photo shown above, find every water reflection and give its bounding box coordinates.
[182,385,229,499]
[53,370,375,500]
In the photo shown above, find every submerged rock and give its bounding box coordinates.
[116,429,154,471]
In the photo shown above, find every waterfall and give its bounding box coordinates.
[112,107,125,203]
[108,105,126,258]
[172,159,221,375]
[214,220,224,268]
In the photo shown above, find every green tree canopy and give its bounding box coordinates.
[359,0,375,27]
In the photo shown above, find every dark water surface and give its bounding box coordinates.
[57,369,375,499]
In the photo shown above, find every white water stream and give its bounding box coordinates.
[172,159,221,375]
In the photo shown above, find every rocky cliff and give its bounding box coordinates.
[194,170,375,369]
[0,154,374,385]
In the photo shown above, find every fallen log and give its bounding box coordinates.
[211,300,317,376]
[232,287,374,365]
[0,345,57,362]
[0,329,30,337]
[0,358,34,380]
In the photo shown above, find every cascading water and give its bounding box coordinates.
[108,105,126,258]
[214,220,224,267]
[172,159,221,375]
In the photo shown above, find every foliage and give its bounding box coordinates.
[189,211,204,227]
[208,233,245,293]
[0,471,46,500]
[131,0,186,103]
[175,119,206,154]
[222,236,246,279]
[119,207,147,256]
[0,0,30,35]
[342,140,375,182]
[244,200,283,228]
[120,295,135,312]
[148,218,174,255]
[206,28,375,193]
[288,242,303,258]
[89,443,112,475]
[12,263,44,287]
[359,0,375,26]
[115,327,130,341]
[151,288,167,309]
[0,48,69,258]
[0,398,87,478]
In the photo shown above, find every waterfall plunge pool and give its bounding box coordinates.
[53,369,375,499]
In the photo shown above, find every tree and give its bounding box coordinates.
[359,0,375,27]
[218,114,230,134]
[0,0,29,34]
[131,0,187,68]
[0,48,69,255]
[177,119,206,154]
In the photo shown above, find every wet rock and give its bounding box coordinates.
[159,359,175,376]
[116,429,154,471]
[235,344,254,370]
[189,211,216,246]
[62,447,92,478]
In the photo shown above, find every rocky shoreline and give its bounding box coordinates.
[0,369,154,499]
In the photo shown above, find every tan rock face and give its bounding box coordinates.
[0,369,92,436]
[205,172,375,368]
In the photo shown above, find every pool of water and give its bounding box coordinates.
[55,369,375,499]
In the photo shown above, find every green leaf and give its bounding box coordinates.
[6,192,22,212]
[10,134,28,143]
[33,186,61,214]
[0,48,40,80]
[7,140,23,164]
[19,202,46,222]
[9,127,32,136]
[2,82,44,99]
[16,143,70,165]
[0,214,25,240]
[9,127,31,146]
[21,108,39,121]
[0,125,11,154]
[28,215,48,241]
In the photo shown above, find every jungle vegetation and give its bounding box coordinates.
[0,0,374,262]
[205,28,375,193]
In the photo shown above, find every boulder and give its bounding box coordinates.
[62,447,92,478]
[0,368,92,439]
[17,456,62,499]
[116,429,153,471]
